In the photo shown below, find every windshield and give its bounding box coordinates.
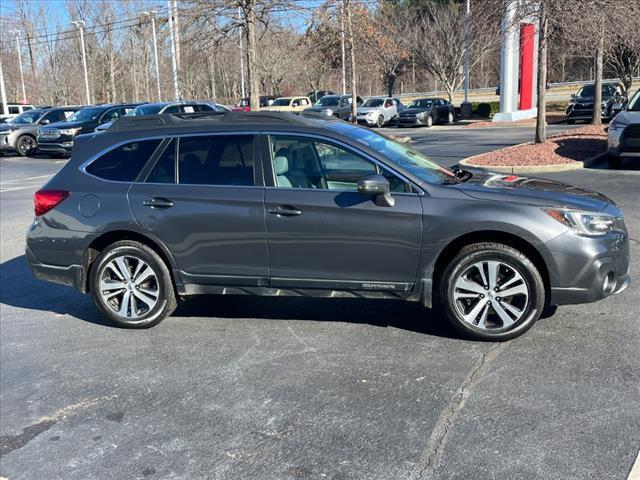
[67,107,103,122]
[272,98,291,106]
[316,96,340,106]
[408,99,433,109]
[577,85,616,98]
[126,104,164,116]
[9,109,44,124]
[362,98,384,108]
[627,90,640,111]
[327,122,455,184]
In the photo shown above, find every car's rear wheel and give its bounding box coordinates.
[439,242,545,341]
[16,135,36,157]
[376,115,384,128]
[567,118,575,124]
[90,240,176,328]
[425,115,433,127]
[446,111,454,124]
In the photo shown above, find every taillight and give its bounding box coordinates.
[34,190,69,216]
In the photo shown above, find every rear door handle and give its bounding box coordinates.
[268,205,302,216]
[143,197,174,209]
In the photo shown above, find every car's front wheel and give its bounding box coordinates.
[425,115,433,127]
[439,242,545,341]
[16,135,36,156]
[90,240,176,328]
[376,115,384,128]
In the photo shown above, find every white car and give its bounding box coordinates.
[0,103,35,122]
[356,96,405,127]
[607,89,639,168]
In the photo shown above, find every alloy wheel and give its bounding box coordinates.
[99,255,160,319]
[18,136,36,156]
[452,260,529,330]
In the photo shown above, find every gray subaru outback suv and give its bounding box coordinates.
[26,112,630,340]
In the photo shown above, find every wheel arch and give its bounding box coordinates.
[430,230,550,306]
[81,229,178,294]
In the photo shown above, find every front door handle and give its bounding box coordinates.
[143,197,174,209]
[268,205,302,216]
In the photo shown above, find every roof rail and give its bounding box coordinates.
[106,110,329,133]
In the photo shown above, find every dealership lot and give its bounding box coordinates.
[1,126,639,480]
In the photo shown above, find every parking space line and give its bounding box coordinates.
[1,174,53,184]
[628,450,640,480]
[0,184,47,193]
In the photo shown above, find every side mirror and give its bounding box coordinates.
[571,94,576,98]
[357,174,395,207]
[39,119,50,125]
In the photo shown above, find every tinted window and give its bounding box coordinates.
[178,135,254,186]
[270,135,409,192]
[101,108,121,122]
[43,110,64,123]
[196,104,213,111]
[86,139,162,181]
[147,139,176,184]
[163,105,181,113]
[9,106,19,114]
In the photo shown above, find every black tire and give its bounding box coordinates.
[446,111,454,124]
[567,118,575,125]
[16,135,36,157]
[608,155,623,169]
[376,115,384,128]
[437,242,545,341]
[90,240,176,328]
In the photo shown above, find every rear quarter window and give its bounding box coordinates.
[85,139,162,182]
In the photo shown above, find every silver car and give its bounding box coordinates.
[0,106,83,156]
[607,89,639,168]
[356,96,405,127]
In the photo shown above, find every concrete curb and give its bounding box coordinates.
[459,148,608,174]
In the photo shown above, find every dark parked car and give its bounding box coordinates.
[37,104,140,156]
[307,90,335,104]
[303,94,363,120]
[0,106,83,156]
[232,96,280,111]
[566,82,627,123]
[398,98,455,127]
[96,101,228,132]
[27,112,630,340]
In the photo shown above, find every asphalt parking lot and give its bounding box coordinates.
[1,125,639,480]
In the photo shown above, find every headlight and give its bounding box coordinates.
[60,127,81,136]
[417,111,427,118]
[544,208,618,236]
[323,109,333,116]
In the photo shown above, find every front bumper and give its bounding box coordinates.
[36,141,74,155]
[0,132,17,152]
[399,116,427,126]
[356,115,377,126]
[26,245,84,290]
[546,228,631,305]
[608,125,640,157]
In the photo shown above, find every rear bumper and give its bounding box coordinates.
[25,245,84,290]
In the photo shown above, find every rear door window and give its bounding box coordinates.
[86,139,162,182]
[146,139,176,184]
[178,135,255,186]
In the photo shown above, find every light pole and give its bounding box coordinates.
[72,20,91,105]
[0,57,9,117]
[167,0,180,100]
[238,7,246,99]
[144,11,162,101]
[340,1,346,95]
[461,0,472,118]
[11,30,27,104]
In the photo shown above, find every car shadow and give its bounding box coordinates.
[0,255,459,339]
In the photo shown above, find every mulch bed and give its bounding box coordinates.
[465,124,607,166]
